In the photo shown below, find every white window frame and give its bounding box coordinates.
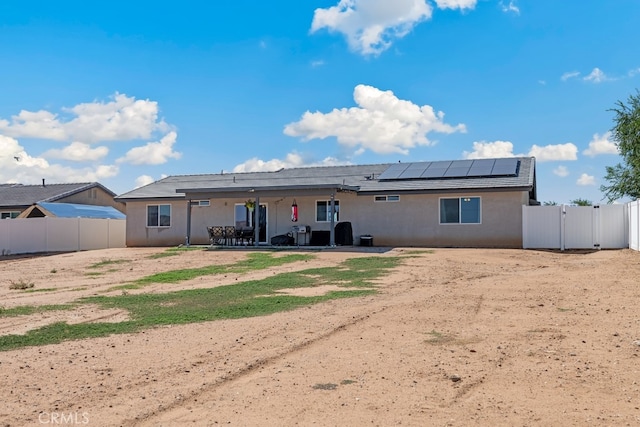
[439,196,481,224]
[374,195,400,202]
[195,200,210,207]
[315,200,340,222]
[147,204,172,228]
[1,211,20,219]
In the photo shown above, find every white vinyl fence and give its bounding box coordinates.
[0,217,126,255]
[523,204,629,250]
[630,200,640,251]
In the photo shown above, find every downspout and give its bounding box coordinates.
[329,192,335,247]
[186,199,192,246]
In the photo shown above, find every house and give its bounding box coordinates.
[115,156,538,248]
[0,181,125,219]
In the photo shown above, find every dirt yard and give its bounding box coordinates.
[1,246,639,426]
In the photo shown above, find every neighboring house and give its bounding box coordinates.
[17,202,126,219]
[116,157,538,248]
[0,181,125,219]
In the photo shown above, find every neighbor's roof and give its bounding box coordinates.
[0,182,116,208]
[18,202,126,219]
[116,157,536,200]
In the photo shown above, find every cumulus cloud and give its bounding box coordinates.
[117,131,181,165]
[43,142,109,162]
[284,84,466,155]
[462,140,517,159]
[0,93,170,143]
[233,152,348,173]
[528,143,578,161]
[583,68,610,83]
[311,0,476,56]
[553,165,569,177]
[0,135,118,184]
[576,173,596,186]
[583,132,618,157]
[135,175,156,188]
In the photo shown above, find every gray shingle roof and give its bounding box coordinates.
[116,157,536,200]
[0,182,115,208]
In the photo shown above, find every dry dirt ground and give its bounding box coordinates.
[1,246,640,426]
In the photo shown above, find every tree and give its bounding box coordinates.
[570,198,592,206]
[601,90,640,202]
[542,201,558,206]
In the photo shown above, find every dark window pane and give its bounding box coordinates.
[147,205,159,227]
[461,197,480,223]
[159,205,171,227]
[440,199,459,223]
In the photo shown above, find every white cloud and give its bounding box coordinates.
[311,60,326,68]
[462,140,517,159]
[528,143,577,161]
[499,0,519,14]
[0,93,170,143]
[233,152,348,173]
[117,131,182,165]
[284,84,466,155]
[0,135,118,184]
[583,67,609,83]
[135,175,155,188]
[553,165,569,177]
[311,0,434,56]
[576,173,595,186]
[434,0,476,9]
[43,142,109,162]
[561,71,580,81]
[629,67,640,77]
[583,131,618,157]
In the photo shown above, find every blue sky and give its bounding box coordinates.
[1,0,639,204]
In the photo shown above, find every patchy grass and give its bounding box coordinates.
[147,246,205,259]
[0,304,75,317]
[312,383,338,390]
[119,252,313,289]
[24,288,57,293]
[88,258,131,269]
[0,255,402,351]
[425,330,455,345]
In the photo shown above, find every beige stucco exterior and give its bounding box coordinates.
[124,189,528,248]
[57,188,126,213]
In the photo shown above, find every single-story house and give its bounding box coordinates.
[0,181,125,219]
[115,156,538,248]
[17,202,126,219]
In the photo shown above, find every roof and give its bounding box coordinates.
[18,202,126,219]
[116,157,536,200]
[0,182,116,208]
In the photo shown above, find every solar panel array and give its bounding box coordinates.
[378,158,520,181]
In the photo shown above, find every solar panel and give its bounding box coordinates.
[378,163,410,180]
[491,158,519,176]
[378,158,520,180]
[467,159,495,177]
[398,162,430,179]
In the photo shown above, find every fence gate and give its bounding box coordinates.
[523,204,628,250]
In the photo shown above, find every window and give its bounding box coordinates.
[191,200,210,207]
[316,200,339,222]
[440,197,480,224]
[1,211,20,219]
[147,204,171,227]
[374,195,400,202]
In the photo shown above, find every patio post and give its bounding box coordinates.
[329,192,335,247]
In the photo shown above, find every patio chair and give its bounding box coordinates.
[236,227,254,246]
[207,226,225,245]
[224,226,236,246]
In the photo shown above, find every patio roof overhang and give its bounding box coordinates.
[176,183,360,198]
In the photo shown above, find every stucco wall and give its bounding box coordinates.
[59,188,126,213]
[124,190,528,248]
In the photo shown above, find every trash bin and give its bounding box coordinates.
[360,235,373,247]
